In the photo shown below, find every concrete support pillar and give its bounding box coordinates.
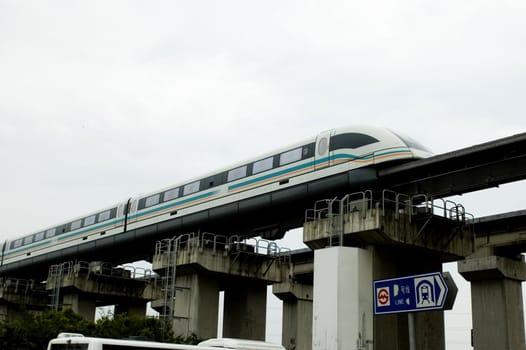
[223,279,267,340]
[0,304,7,322]
[273,281,313,350]
[114,302,146,317]
[63,294,96,321]
[459,254,526,350]
[312,246,373,350]
[172,274,220,340]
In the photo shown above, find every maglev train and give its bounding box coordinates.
[0,126,431,273]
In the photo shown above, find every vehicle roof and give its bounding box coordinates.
[198,338,285,350]
[48,336,230,350]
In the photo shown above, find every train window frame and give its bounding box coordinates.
[227,165,248,182]
[202,173,227,189]
[183,181,200,196]
[145,194,161,208]
[303,143,315,159]
[46,228,57,238]
[71,219,82,231]
[253,156,274,174]
[279,147,302,166]
[12,239,22,249]
[35,231,45,242]
[163,188,179,202]
[98,210,111,222]
[24,236,33,245]
[329,133,379,151]
[84,215,96,227]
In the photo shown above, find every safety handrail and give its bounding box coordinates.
[307,189,474,231]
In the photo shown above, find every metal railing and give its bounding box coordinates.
[381,190,474,225]
[0,277,39,294]
[305,189,474,246]
[305,190,374,246]
[154,232,292,265]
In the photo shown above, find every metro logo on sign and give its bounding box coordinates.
[376,287,390,307]
[373,272,448,315]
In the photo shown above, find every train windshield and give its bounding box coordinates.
[391,131,432,153]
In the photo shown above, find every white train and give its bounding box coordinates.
[0,126,431,273]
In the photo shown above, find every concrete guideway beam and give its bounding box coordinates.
[459,253,526,350]
[152,235,290,283]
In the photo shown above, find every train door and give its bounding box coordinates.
[314,130,332,169]
[118,198,139,231]
[0,240,6,266]
[127,198,139,225]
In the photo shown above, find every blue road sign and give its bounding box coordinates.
[373,272,448,315]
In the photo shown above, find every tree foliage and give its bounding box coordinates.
[0,309,181,350]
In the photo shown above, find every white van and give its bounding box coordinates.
[47,334,285,350]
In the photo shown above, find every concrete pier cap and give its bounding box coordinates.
[458,254,526,282]
[458,250,526,350]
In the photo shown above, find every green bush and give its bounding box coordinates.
[0,310,176,350]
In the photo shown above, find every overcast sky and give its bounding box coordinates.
[2,1,526,348]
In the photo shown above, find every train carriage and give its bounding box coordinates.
[1,126,431,271]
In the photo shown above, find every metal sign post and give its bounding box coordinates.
[408,313,416,350]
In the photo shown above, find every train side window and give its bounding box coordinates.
[163,188,179,202]
[145,194,161,208]
[23,236,33,245]
[84,215,96,227]
[253,157,274,174]
[279,147,302,166]
[35,232,45,242]
[227,165,248,182]
[183,181,200,196]
[201,173,226,189]
[329,133,379,151]
[302,143,315,159]
[46,228,56,238]
[71,219,82,231]
[98,210,111,222]
[12,239,22,249]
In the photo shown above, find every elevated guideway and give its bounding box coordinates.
[378,131,526,197]
[470,210,526,255]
